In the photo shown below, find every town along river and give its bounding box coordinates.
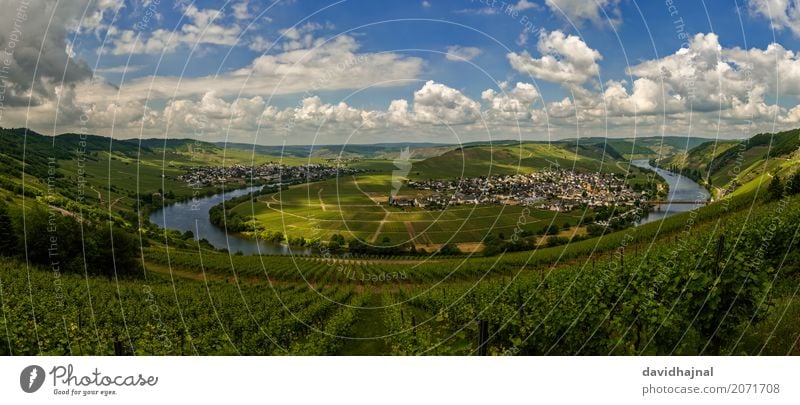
[149,185,314,255]
[151,161,709,255]
[630,159,711,225]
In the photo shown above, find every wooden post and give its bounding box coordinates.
[113,335,124,356]
[477,319,489,356]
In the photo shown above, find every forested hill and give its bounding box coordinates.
[657,129,800,198]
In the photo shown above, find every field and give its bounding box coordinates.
[229,172,587,247]
[224,140,661,248]
[2,190,798,355]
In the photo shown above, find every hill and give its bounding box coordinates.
[655,129,800,198]
[408,141,633,179]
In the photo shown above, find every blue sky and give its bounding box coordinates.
[4,0,800,144]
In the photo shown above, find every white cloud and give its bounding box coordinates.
[94,65,147,74]
[481,82,540,120]
[422,1,432,8]
[513,1,540,12]
[507,30,602,85]
[106,4,242,55]
[386,99,412,126]
[621,32,800,120]
[748,0,800,36]
[453,8,498,15]
[445,45,482,62]
[90,35,424,102]
[232,1,251,20]
[779,103,800,123]
[412,81,482,125]
[248,35,273,52]
[545,0,621,27]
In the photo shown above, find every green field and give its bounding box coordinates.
[231,173,586,246]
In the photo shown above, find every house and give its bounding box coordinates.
[390,197,416,207]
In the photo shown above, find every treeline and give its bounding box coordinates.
[0,202,142,278]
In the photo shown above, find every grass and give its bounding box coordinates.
[229,173,587,245]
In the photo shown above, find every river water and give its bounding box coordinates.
[150,161,709,255]
[630,159,711,225]
[148,185,313,255]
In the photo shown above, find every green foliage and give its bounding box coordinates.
[788,171,800,196]
[437,243,461,255]
[16,206,141,278]
[0,202,17,253]
[767,175,784,201]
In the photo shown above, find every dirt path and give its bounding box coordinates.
[109,196,125,209]
[370,211,391,243]
[351,175,386,208]
[351,175,392,244]
[318,188,327,212]
[48,205,77,218]
[404,221,416,242]
[89,185,103,203]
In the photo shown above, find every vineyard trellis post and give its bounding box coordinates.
[477,319,489,356]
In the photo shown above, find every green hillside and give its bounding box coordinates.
[656,129,800,198]
[409,141,631,179]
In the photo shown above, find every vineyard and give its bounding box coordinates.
[2,191,798,355]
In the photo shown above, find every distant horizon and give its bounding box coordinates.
[3,126,751,148]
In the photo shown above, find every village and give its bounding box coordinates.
[178,163,365,186]
[395,170,649,212]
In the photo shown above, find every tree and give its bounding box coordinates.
[330,233,345,245]
[586,224,606,237]
[766,175,784,201]
[789,171,800,196]
[84,223,141,278]
[0,203,17,254]
[438,243,461,255]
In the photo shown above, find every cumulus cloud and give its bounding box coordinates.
[507,30,602,85]
[412,81,482,125]
[445,45,482,62]
[544,0,621,27]
[0,0,96,110]
[616,32,800,121]
[88,34,424,103]
[748,0,800,36]
[481,82,540,120]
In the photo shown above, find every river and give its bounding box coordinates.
[148,185,313,255]
[150,161,709,255]
[630,159,711,225]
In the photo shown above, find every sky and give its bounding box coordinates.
[2,0,800,145]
